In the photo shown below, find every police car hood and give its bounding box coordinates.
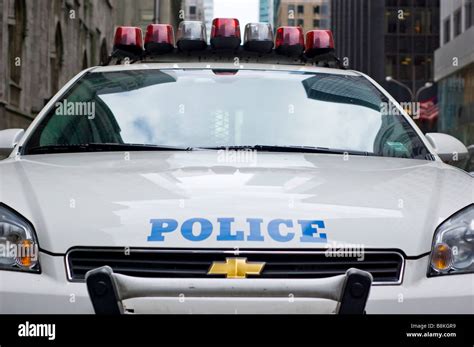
[2,151,473,255]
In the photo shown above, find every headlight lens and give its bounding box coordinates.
[429,205,474,276]
[0,204,40,273]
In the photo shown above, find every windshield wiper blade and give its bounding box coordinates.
[27,143,193,154]
[198,145,371,156]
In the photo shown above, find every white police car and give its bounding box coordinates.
[0,19,473,314]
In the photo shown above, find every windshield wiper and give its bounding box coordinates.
[26,143,193,155]
[198,145,371,156]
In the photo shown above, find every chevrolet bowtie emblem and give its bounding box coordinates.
[208,257,265,279]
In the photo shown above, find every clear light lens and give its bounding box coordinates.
[243,23,274,52]
[0,205,40,272]
[177,21,207,42]
[429,205,474,275]
[244,23,273,43]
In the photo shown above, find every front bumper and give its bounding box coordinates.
[0,252,473,313]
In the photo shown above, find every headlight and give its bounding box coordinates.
[429,204,474,276]
[0,204,40,273]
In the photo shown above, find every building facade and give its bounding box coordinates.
[0,0,116,130]
[115,0,182,31]
[276,0,331,32]
[182,0,205,21]
[259,0,274,26]
[434,0,474,145]
[331,0,440,103]
[273,0,281,27]
[202,0,213,42]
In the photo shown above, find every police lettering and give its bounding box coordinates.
[148,218,327,243]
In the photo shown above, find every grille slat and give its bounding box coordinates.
[269,260,400,266]
[67,249,403,284]
[72,265,208,275]
[73,258,211,266]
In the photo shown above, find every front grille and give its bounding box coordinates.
[67,248,404,284]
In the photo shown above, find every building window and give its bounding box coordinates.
[414,0,426,7]
[320,19,329,29]
[8,0,26,107]
[100,39,108,65]
[414,37,427,53]
[313,6,320,14]
[313,19,320,28]
[385,37,397,53]
[82,51,88,70]
[427,35,439,53]
[385,55,397,78]
[453,9,462,37]
[415,55,428,80]
[398,10,413,34]
[466,0,474,29]
[50,23,64,95]
[321,4,329,15]
[386,10,397,33]
[297,19,304,27]
[140,10,154,22]
[288,19,295,26]
[189,6,196,15]
[443,17,450,44]
[399,37,410,53]
[297,5,304,14]
[414,9,431,34]
[288,4,295,16]
[399,55,413,81]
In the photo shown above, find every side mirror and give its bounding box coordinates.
[425,133,469,163]
[0,129,25,157]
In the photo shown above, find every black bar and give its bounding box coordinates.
[86,266,123,315]
[338,268,373,314]
[1,315,473,345]
[106,46,345,68]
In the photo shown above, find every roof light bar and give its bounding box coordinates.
[210,18,241,50]
[144,24,175,54]
[177,21,208,51]
[305,30,335,57]
[243,23,274,53]
[113,26,144,55]
[109,20,343,68]
[275,26,304,56]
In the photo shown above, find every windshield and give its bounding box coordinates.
[23,68,430,159]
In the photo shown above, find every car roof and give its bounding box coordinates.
[91,62,361,76]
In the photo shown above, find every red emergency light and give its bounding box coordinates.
[275,26,304,56]
[210,18,241,50]
[305,30,335,57]
[144,24,175,54]
[113,26,143,55]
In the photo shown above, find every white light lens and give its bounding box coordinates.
[177,21,207,42]
[429,205,474,275]
[243,23,274,53]
[244,23,273,43]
